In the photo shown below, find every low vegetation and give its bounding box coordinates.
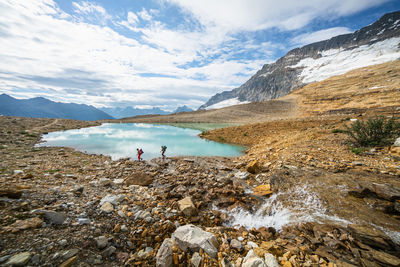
[344,116,400,147]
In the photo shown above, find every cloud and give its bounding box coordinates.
[72,1,111,24]
[291,27,353,46]
[166,0,390,32]
[0,0,393,110]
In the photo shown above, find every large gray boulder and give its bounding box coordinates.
[172,224,219,258]
[156,238,173,267]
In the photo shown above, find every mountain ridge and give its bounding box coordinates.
[200,11,400,110]
[0,94,114,121]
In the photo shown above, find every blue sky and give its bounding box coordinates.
[0,0,399,110]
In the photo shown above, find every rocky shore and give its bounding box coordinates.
[1,116,400,266]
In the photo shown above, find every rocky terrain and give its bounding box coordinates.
[1,61,400,266]
[200,11,400,109]
[1,108,400,267]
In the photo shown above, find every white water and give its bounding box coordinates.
[222,185,352,231]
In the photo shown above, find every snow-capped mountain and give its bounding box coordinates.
[200,11,400,110]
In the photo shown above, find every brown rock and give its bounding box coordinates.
[347,224,394,250]
[4,217,43,233]
[125,171,153,186]
[253,184,273,197]
[0,187,23,199]
[178,197,197,217]
[247,160,261,174]
[370,249,400,266]
[59,256,77,267]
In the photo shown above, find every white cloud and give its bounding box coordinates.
[138,8,152,21]
[166,0,389,32]
[127,11,139,25]
[0,0,392,110]
[291,27,353,46]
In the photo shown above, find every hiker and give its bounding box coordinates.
[137,148,144,161]
[161,145,167,159]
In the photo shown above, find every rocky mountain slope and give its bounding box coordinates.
[0,94,114,121]
[200,11,400,110]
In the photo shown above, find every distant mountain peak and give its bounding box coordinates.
[200,11,400,110]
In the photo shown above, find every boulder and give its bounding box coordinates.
[253,184,273,197]
[247,160,261,174]
[4,252,32,266]
[156,238,173,267]
[125,171,153,186]
[178,197,197,217]
[172,224,219,258]
[242,250,266,267]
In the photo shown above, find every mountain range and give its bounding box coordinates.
[200,11,400,109]
[0,94,113,121]
[100,105,193,119]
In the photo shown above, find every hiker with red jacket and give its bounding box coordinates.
[137,148,144,161]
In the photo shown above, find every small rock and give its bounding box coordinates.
[99,194,123,206]
[121,225,128,232]
[393,137,400,147]
[99,178,112,186]
[59,256,77,267]
[113,178,124,185]
[77,218,90,225]
[95,236,108,249]
[191,252,203,267]
[32,210,67,225]
[102,246,116,258]
[0,187,23,199]
[178,197,197,217]
[31,254,40,265]
[253,184,273,197]
[13,170,24,175]
[371,249,400,266]
[4,217,43,233]
[230,239,243,251]
[247,160,261,174]
[62,249,79,260]
[0,255,11,264]
[125,171,153,186]
[59,239,68,247]
[100,202,114,213]
[4,252,32,266]
[234,171,249,180]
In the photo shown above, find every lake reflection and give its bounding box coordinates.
[37,123,244,160]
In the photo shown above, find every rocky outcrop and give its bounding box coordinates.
[200,11,400,109]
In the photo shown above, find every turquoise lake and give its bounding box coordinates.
[37,123,244,160]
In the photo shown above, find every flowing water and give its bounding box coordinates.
[37,123,244,160]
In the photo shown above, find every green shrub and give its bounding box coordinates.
[350,147,366,155]
[332,129,346,133]
[344,116,400,147]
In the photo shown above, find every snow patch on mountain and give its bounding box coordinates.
[292,37,400,84]
[205,98,249,110]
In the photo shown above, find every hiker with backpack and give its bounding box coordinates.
[137,148,144,161]
[161,145,167,159]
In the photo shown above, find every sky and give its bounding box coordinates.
[0,0,399,110]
